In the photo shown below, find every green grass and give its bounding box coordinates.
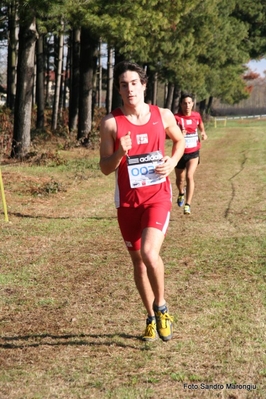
[0,119,265,398]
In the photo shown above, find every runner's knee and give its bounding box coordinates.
[141,248,159,269]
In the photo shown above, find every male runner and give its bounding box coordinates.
[99,61,185,341]
[174,93,207,215]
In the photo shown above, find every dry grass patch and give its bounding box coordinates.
[0,121,266,398]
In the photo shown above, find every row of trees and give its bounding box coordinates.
[0,0,266,158]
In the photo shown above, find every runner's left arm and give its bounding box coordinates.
[156,108,185,177]
[199,120,208,140]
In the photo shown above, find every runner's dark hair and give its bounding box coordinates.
[114,61,148,90]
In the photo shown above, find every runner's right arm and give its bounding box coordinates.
[99,114,132,175]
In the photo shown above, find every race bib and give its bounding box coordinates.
[185,132,198,148]
[127,151,166,188]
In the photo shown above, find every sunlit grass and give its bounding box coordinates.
[0,122,265,398]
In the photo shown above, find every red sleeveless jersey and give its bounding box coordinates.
[112,105,172,208]
[174,111,202,154]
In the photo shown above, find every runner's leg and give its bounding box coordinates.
[129,227,166,314]
[141,227,165,307]
[175,167,186,195]
[129,250,155,317]
[185,157,199,205]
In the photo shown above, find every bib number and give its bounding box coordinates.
[127,151,166,188]
[185,132,198,148]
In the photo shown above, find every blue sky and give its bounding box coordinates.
[247,58,266,77]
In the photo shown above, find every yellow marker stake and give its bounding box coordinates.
[0,168,8,222]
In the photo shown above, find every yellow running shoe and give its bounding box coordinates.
[184,204,191,215]
[142,320,158,342]
[154,311,174,341]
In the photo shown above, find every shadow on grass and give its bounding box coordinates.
[224,152,248,219]
[0,333,149,350]
[9,212,116,220]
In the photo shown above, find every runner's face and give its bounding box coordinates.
[118,71,146,106]
[181,97,194,115]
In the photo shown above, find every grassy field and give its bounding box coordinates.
[0,119,265,399]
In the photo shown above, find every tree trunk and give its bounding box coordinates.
[11,17,37,158]
[44,36,50,107]
[59,50,65,112]
[165,82,174,109]
[106,46,114,113]
[199,98,206,117]
[36,32,45,129]
[63,41,70,109]
[7,1,18,110]
[145,66,153,104]
[69,29,80,132]
[146,68,158,105]
[152,72,158,105]
[171,85,180,114]
[111,50,124,110]
[52,22,64,131]
[164,83,168,107]
[98,39,102,107]
[206,96,213,115]
[77,28,98,141]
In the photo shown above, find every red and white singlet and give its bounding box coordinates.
[175,111,202,154]
[112,105,172,208]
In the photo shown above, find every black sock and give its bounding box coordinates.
[147,315,156,324]
[154,303,168,314]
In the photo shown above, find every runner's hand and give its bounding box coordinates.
[119,132,132,155]
[155,156,175,177]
